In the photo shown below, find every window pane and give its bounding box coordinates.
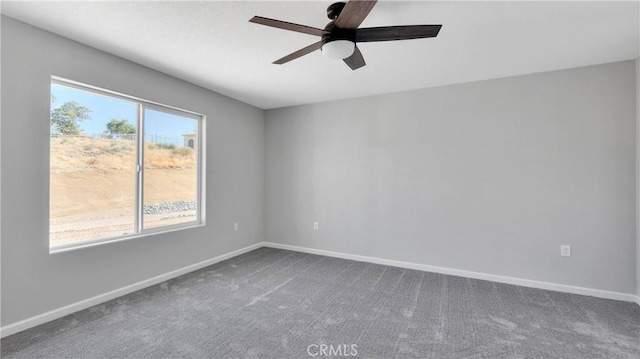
[143,108,198,229]
[50,84,137,246]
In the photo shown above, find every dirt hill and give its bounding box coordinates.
[50,136,198,245]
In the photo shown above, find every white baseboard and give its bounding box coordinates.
[0,242,263,338]
[263,242,640,304]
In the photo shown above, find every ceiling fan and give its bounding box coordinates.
[249,0,442,70]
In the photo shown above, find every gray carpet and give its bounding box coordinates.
[1,247,639,358]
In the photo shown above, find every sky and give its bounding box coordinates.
[51,84,197,146]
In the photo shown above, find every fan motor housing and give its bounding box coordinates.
[323,2,356,45]
[322,21,356,45]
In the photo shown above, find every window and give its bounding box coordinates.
[50,77,204,251]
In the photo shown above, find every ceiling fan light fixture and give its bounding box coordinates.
[250,0,442,70]
[321,40,355,60]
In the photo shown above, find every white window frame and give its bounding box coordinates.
[50,76,206,253]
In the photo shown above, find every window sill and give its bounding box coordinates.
[49,222,205,254]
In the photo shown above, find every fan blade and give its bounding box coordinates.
[334,0,377,29]
[343,45,366,70]
[250,16,326,37]
[273,41,323,64]
[356,25,442,42]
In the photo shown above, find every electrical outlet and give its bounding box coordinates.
[313,222,319,230]
[560,245,571,257]
[234,222,239,232]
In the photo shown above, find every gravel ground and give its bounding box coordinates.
[143,201,196,214]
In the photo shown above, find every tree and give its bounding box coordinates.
[51,101,91,135]
[105,119,136,136]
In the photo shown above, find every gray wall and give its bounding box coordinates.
[265,61,637,295]
[637,58,639,298]
[1,16,264,326]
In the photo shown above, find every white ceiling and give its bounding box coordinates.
[2,1,638,109]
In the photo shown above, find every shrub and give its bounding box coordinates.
[100,146,120,154]
[156,143,176,150]
[172,147,193,157]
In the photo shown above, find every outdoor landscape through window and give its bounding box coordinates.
[50,80,201,248]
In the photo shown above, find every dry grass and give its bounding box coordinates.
[51,136,195,171]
